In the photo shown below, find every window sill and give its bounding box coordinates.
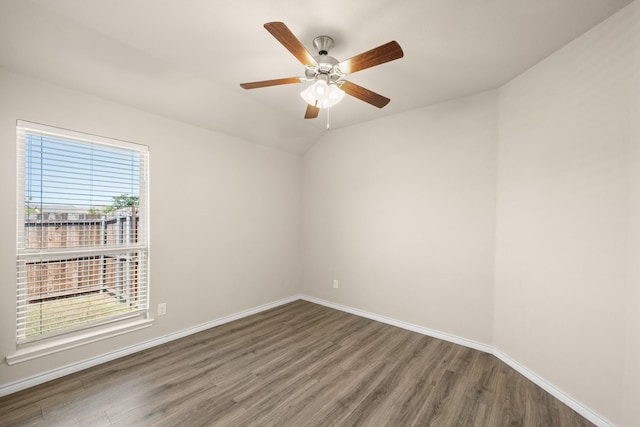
[6,318,154,365]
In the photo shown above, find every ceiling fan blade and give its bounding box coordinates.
[264,22,318,67]
[240,77,302,89]
[338,41,404,74]
[340,80,390,108]
[304,104,320,119]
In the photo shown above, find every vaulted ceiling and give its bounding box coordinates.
[0,0,633,153]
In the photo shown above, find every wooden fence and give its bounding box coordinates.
[24,208,140,305]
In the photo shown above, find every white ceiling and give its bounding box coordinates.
[0,0,633,154]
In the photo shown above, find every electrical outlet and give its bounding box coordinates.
[157,303,167,316]
[333,279,339,289]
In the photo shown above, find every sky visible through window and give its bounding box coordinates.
[25,134,140,213]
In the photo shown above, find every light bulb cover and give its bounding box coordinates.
[300,80,345,109]
[313,80,328,98]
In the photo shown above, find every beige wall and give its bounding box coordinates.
[302,91,498,345]
[494,4,636,424]
[624,2,640,425]
[0,68,302,386]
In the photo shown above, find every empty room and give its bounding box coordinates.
[1,0,639,426]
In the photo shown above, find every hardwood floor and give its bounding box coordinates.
[0,300,594,426]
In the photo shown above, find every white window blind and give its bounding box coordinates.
[16,121,149,343]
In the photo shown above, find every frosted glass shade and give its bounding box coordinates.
[301,80,345,109]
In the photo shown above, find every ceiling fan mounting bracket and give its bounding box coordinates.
[313,35,334,56]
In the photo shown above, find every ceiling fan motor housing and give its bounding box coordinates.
[305,36,344,83]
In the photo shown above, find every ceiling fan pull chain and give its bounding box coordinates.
[326,107,330,130]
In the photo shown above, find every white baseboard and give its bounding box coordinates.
[493,349,614,427]
[0,293,615,427]
[0,294,300,398]
[299,294,494,354]
[300,294,614,427]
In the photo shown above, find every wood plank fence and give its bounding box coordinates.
[24,208,140,305]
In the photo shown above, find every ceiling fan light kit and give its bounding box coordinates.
[300,79,345,109]
[300,36,346,110]
[240,22,403,120]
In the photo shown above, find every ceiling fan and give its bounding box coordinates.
[240,22,404,119]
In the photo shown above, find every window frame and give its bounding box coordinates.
[14,120,151,350]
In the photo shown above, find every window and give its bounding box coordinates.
[16,121,149,344]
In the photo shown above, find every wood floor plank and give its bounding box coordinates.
[0,300,596,426]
